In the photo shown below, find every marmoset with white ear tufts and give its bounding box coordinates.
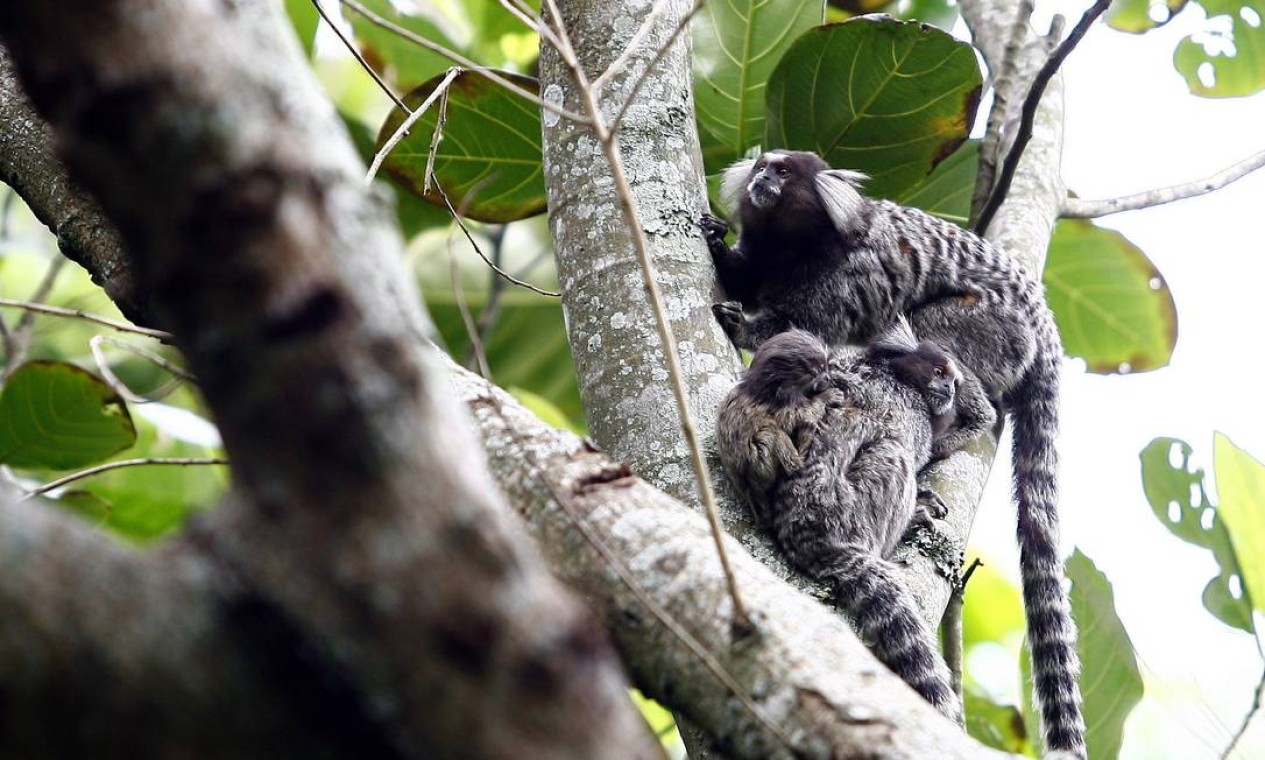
[704,149,1084,757]
[716,323,993,722]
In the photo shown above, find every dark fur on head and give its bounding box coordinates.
[742,329,831,405]
[869,320,961,418]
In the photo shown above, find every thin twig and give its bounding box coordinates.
[471,379,800,753]
[1062,147,1265,218]
[973,0,1111,235]
[20,457,229,501]
[1222,665,1265,760]
[543,0,750,628]
[444,177,493,379]
[0,298,172,339]
[310,0,411,114]
[339,0,590,125]
[422,71,451,196]
[940,557,982,710]
[473,227,510,359]
[89,335,194,404]
[609,0,704,133]
[367,67,461,181]
[971,0,1034,224]
[435,187,562,297]
[4,257,65,376]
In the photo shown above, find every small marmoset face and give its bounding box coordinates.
[744,151,831,211]
[745,329,832,401]
[887,341,960,416]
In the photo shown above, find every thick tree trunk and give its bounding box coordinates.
[0,1,657,757]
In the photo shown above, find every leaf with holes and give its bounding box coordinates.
[1213,434,1265,617]
[764,17,982,199]
[1044,219,1177,374]
[1174,0,1265,98]
[692,0,824,170]
[1140,437,1253,631]
[378,70,546,223]
[348,0,462,91]
[0,361,136,470]
[1107,0,1189,33]
[896,139,978,225]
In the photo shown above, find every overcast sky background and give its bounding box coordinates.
[956,2,1265,758]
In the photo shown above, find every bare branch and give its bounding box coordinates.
[974,0,1111,235]
[2,255,63,376]
[0,297,172,339]
[543,0,751,628]
[1222,665,1265,760]
[971,0,1033,223]
[310,0,411,114]
[339,0,591,125]
[366,66,460,181]
[20,457,229,501]
[1062,147,1265,218]
[434,185,562,297]
[89,334,193,404]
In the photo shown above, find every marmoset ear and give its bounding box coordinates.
[871,315,919,354]
[813,168,868,236]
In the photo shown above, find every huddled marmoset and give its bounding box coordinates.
[704,149,1084,756]
[716,325,993,721]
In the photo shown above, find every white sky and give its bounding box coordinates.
[959,3,1265,758]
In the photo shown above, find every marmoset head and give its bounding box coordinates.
[743,329,832,404]
[869,319,961,416]
[721,150,869,235]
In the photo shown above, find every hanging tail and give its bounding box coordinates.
[1010,342,1086,757]
[821,547,961,722]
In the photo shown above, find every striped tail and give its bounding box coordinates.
[825,548,961,722]
[1010,344,1086,758]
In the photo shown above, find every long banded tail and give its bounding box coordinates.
[825,548,960,722]
[1010,345,1086,757]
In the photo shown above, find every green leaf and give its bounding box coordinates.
[378,70,546,223]
[284,0,320,58]
[1107,0,1189,33]
[341,112,450,238]
[896,140,979,225]
[692,0,824,169]
[1139,437,1253,631]
[1044,219,1177,374]
[964,686,1031,754]
[1213,433,1265,618]
[1173,1,1265,97]
[765,17,982,199]
[1065,550,1145,760]
[348,0,461,91]
[0,361,136,470]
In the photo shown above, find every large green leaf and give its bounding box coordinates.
[1019,552,1145,759]
[692,0,824,169]
[1107,0,1189,33]
[1174,0,1265,97]
[764,17,982,199]
[1065,550,1144,760]
[378,70,546,223]
[896,139,979,225]
[1044,219,1177,374]
[348,0,461,91]
[1140,437,1253,631]
[1213,434,1265,617]
[0,361,136,470]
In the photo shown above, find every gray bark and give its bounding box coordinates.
[0,1,658,757]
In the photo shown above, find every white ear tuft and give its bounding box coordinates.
[720,158,756,212]
[872,315,919,353]
[814,169,869,235]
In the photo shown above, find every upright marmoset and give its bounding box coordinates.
[716,325,993,721]
[704,149,1084,757]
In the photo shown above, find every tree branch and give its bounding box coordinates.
[973,0,1110,235]
[0,0,657,755]
[1062,147,1265,218]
